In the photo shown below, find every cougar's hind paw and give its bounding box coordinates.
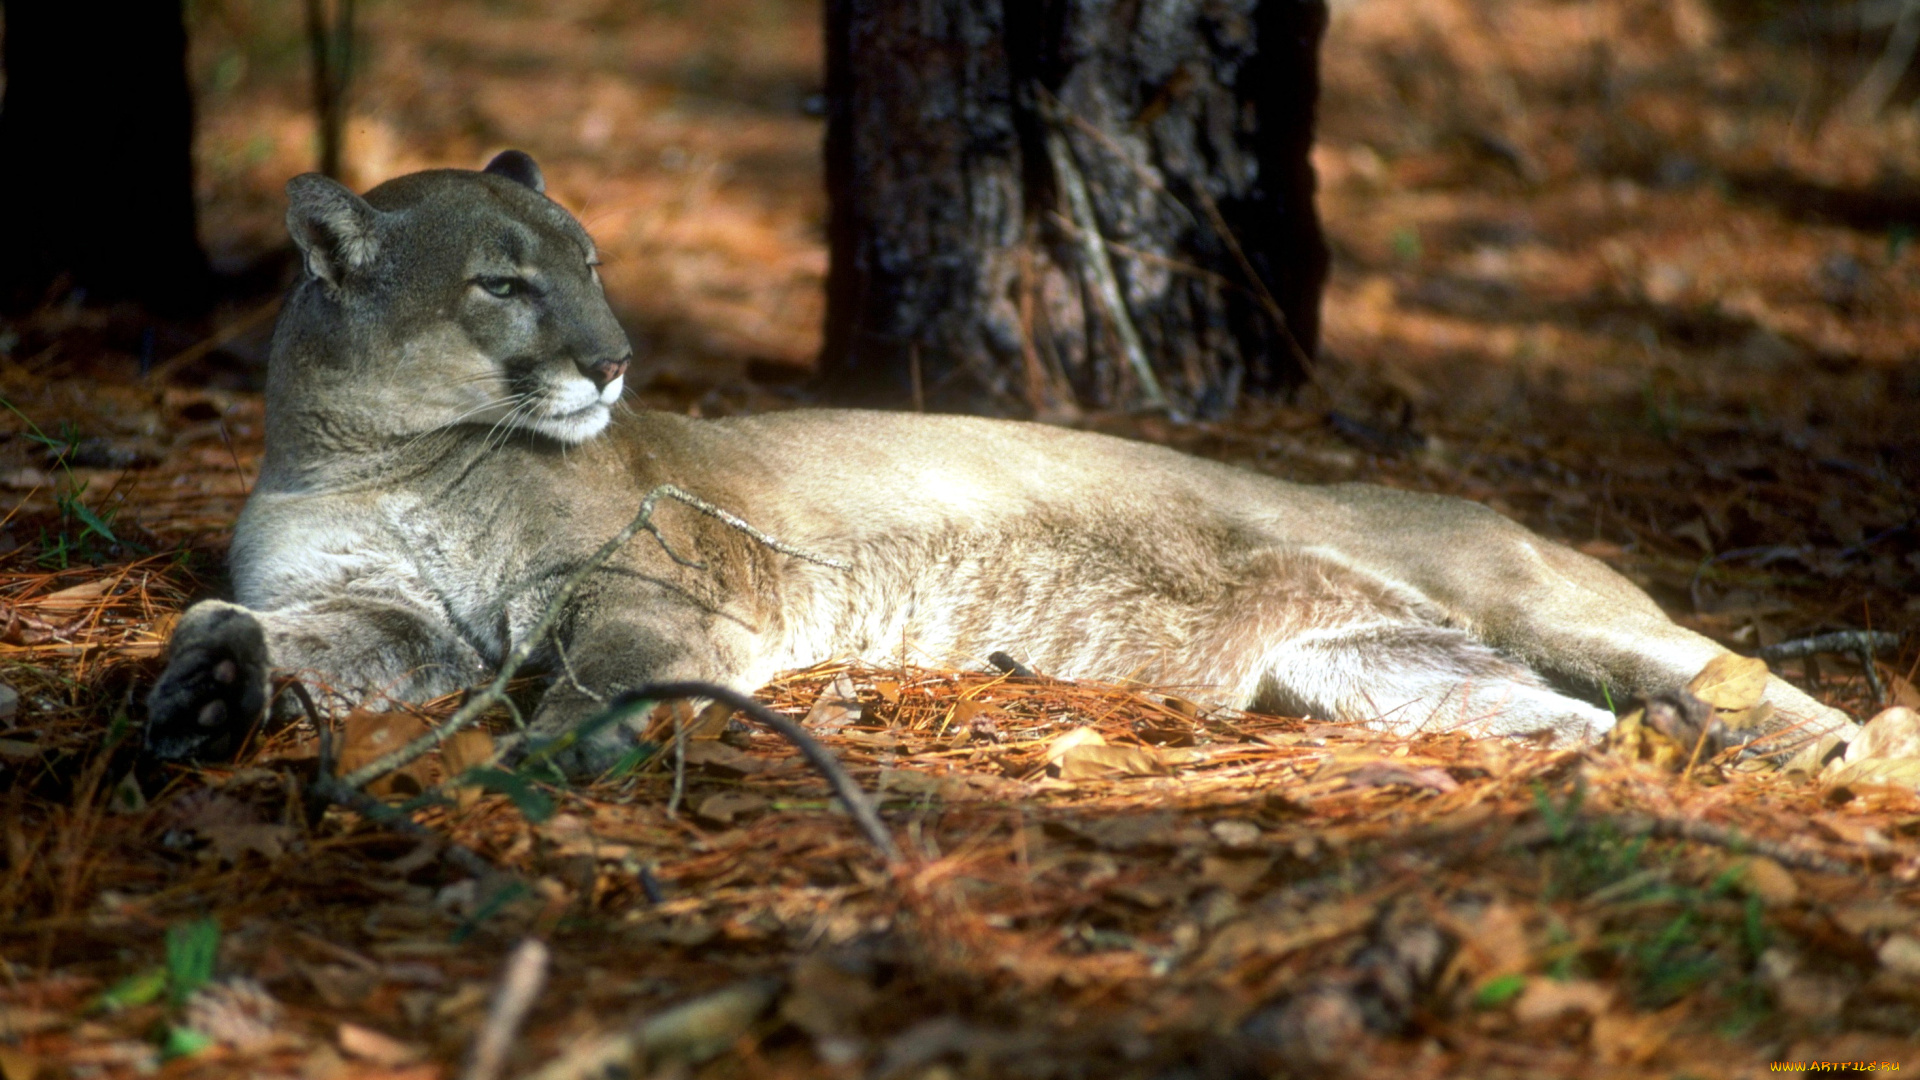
[145,601,271,762]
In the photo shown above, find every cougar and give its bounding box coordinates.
[143,151,1857,774]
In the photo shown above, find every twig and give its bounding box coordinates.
[666,705,688,819]
[338,485,845,791]
[1845,0,1920,120]
[601,682,902,866]
[1519,811,1860,877]
[1616,813,1861,877]
[285,663,497,877]
[1044,127,1168,410]
[288,680,333,780]
[145,301,280,384]
[1758,630,1901,706]
[308,772,498,880]
[463,938,550,1080]
[516,980,780,1080]
[1186,183,1316,376]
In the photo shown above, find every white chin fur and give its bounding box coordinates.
[517,375,621,444]
[525,403,612,444]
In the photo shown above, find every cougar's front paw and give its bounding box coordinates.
[145,601,271,762]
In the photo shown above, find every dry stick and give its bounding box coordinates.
[1187,182,1316,376]
[144,301,280,384]
[1758,630,1901,707]
[516,979,780,1080]
[308,774,498,880]
[338,484,847,792]
[1845,0,1920,120]
[1607,813,1861,878]
[1044,126,1169,410]
[285,673,500,877]
[665,706,689,820]
[1527,811,1861,877]
[463,938,551,1080]
[601,682,903,867]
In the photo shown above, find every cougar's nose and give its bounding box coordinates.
[579,353,630,390]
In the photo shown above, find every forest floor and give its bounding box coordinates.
[3,0,1920,1077]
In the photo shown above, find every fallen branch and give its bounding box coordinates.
[1758,630,1902,706]
[596,682,903,867]
[463,938,550,1080]
[1516,810,1860,877]
[517,979,780,1080]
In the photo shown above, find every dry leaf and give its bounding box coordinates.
[1200,899,1375,967]
[1878,665,1920,711]
[1511,978,1611,1024]
[679,739,771,776]
[1056,743,1169,780]
[0,600,77,646]
[1161,695,1200,718]
[37,578,115,605]
[1598,707,1690,771]
[1108,877,1191,909]
[695,791,769,825]
[871,679,901,704]
[1200,854,1272,894]
[334,712,432,798]
[646,697,738,741]
[0,1007,65,1036]
[1725,856,1798,906]
[1591,1010,1670,1066]
[1341,760,1459,792]
[441,728,494,810]
[804,673,861,734]
[1210,820,1262,848]
[0,1048,44,1080]
[1877,934,1920,978]
[336,1022,424,1066]
[1831,900,1918,937]
[1843,706,1920,762]
[1041,726,1107,767]
[1822,756,1920,793]
[1686,654,1767,713]
[1782,733,1845,776]
[1451,902,1532,980]
[1813,816,1893,850]
[198,823,295,865]
[648,698,698,741]
[537,813,634,860]
[781,954,879,1038]
[947,698,1001,728]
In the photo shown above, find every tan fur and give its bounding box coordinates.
[144,156,1857,771]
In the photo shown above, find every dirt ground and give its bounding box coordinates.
[2,0,1919,1077]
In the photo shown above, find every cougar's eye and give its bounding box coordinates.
[474,276,526,299]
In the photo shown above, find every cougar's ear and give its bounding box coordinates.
[285,173,380,287]
[483,149,545,194]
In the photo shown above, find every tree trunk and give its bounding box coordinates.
[820,0,1328,418]
[0,0,209,315]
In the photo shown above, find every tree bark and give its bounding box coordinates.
[0,0,210,315]
[820,0,1328,418]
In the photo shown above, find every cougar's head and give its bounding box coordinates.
[276,151,633,448]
